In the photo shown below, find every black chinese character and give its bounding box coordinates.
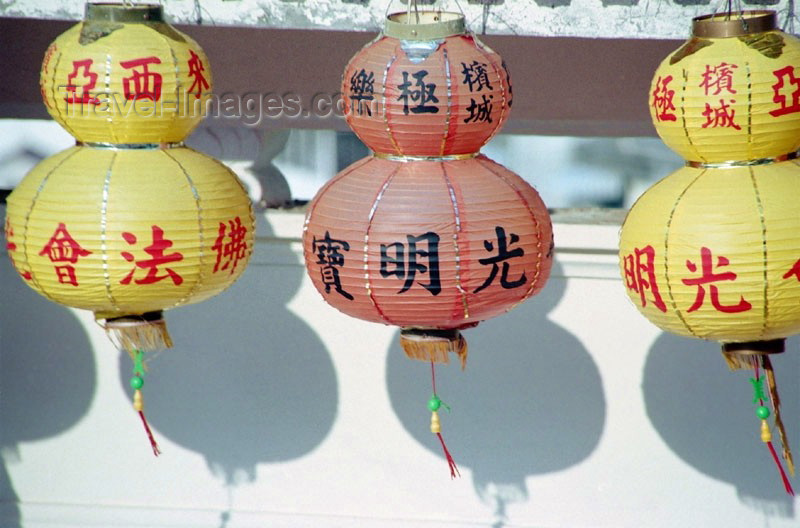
[474,226,526,293]
[501,60,513,108]
[397,70,439,115]
[312,231,353,300]
[380,232,441,295]
[349,68,374,116]
[461,60,492,93]
[464,94,493,124]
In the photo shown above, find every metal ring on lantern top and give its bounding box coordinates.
[384,11,466,40]
[692,10,776,38]
[85,2,164,23]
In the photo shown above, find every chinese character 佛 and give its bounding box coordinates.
[681,246,751,313]
[312,231,353,300]
[212,216,249,274]
[39,222,92,286]
[380,232,441,295]
[622,245,667,312]
[397,70,439,115]
[474,226,527,293]
[120,225,183,285]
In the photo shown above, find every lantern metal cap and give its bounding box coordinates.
[384,11,466,40]
[692,10,776,38]
[85,2,164,23]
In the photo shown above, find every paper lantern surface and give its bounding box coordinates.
[342,12,511,157]
[650,11,800,162]
[40,3,212,144]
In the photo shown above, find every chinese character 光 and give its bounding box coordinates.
[652,75,677,122]
[474,226,526,294]
[380,232,441,295]
[312,231,353,300]
[622,245,667,313]
[121,56,162,101]
[120,225,183,286]
[349,68,375,116]
[39,222,92,286]
[397,70,439,115]
[681,247,751,313]
[212,216,248,274]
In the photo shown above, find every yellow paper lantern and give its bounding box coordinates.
[5,2,253,455]
[621,10,799,493]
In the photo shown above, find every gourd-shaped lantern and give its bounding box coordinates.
[5,2,254,454]
[303,11,553,476]
[620,10,800,493]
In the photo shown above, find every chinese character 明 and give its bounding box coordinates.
[783,258,800,281]
[397,70,439,115]
[701,99,741,130]
[622,245,667,313]
[312,231,353,300]
[699,62,737,96]
[212,216,248,274]
[681,246,751,313]
[652,75,677,122]
[770,65,800,117]
[461,61,493,93]
[38,222,92,286]
[474,226,526,294]
[4,218,32,281]
[380,232,441,295]
[187,50,210,100]
[464,94,493,124]
[120,56,162,101]
[64,59,100,105]
[120,226,183,286]
[349,68,375,116]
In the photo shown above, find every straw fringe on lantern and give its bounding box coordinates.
[720,339,784,370]
[102,311,174,355]
[400,328,468,370]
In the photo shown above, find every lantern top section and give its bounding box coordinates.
[384,11,466,40]
[85,2,164,23]
[692,10,776,38]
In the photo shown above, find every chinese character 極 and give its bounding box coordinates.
[212,216,248,274]
[474,226,526,294]
[397,70,439,115]
[652,75,677,122]
[312,231,353,300]
[380,232,441,295]
[699,62,737,96]
[120,56,162,101]
[120,225,183,285]
[349,68,375,116]
[461,61,492,93]
[39,222,92,286]
[187,50,210,100]
[682,247,751,313]
[622,245,667,313]
[770,65,800,117]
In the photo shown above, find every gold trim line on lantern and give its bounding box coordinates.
[692,10,776,38]
[373,151,478,162]
[384,11,466,40]
[85,2,164,23]
[686,151,798,169]
[76,141,186,150]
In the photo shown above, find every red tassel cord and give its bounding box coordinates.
[429,361,460,478]
[751,357,792,495]
[132,349,161,457]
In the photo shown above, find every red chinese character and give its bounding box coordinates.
[120,226,183,285]
[211,216,248,274]
[699,62,737,96]
[623,245,667,313]
[770,66,800,117]
[64,59,100,105]
[701,99,741,130]
[682,247,751,313]
[38,223,92,286]
[187,50,209,100]
[120,56,162,101]
[4,218,32,281]
[652,75,677,122]
[783,259,800,281]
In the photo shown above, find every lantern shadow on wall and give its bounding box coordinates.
[643,333,799,515]
[0,246,96,528]
[117,215,338,485]
[386,263,605,526]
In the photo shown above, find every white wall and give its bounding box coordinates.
[1,208,798,527]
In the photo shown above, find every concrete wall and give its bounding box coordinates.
[1,208,798,527]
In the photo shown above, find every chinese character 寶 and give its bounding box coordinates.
[312,231,353,300]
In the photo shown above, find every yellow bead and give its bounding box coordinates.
[430,411,441,434]
[133,390,144,412]
[761,419,772,443]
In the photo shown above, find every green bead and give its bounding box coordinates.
[756,406,771,419]
[130,376,144,390]
[428,396,441,411]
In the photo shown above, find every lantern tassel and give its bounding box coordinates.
[767,441,794,496]
[436,431,460,479]
[130,349,161,456]
[752,357,793,494]
[428,361,460,478]
[762,355,794,476]
[134,390,161,457]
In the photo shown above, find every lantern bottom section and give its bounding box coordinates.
[400,327,468,369]
[721,338,785,370]
[101,310,173,353]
